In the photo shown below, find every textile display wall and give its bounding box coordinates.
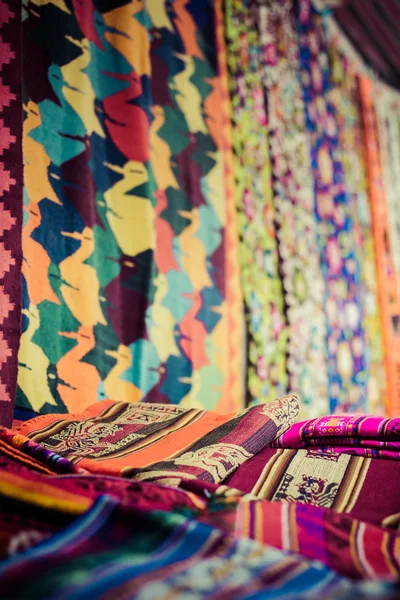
[16,0,244,418]
[1,0,400,426]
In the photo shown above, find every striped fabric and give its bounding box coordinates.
[14,395,299,483]
[0,454,397,599]
[271,414,400,460]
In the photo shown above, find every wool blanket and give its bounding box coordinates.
[0,453,398,599]
[1,443,400,588]
[226,446,400,528]
[2,495,395,600]
[13,396,299,483]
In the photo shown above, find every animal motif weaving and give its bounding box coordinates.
[16,395,300,483]
[17,0,244,417]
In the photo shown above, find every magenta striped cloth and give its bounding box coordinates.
[271,415,400,460]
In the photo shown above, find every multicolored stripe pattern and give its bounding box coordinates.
[16,395,299,482]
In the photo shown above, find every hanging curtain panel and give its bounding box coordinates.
[17,0,244,416]
[328,46,386,415]
[255,0,328,417]
[225,0,288,405]
[297,0,367,413]
[0,1,23,427]
[376,93,400,296]
[360,78,400,417]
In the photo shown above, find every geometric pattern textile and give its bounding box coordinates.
[0,1,23,427]
[17,0,244,417]
[16,394,299,482]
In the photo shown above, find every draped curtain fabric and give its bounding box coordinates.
[297,0,368,413]
[0,1,23,427]
[328,46,386,415]
[16,0,244,419]
[256,0,329,416]
[225,0,288,406]
[360,78,400,417]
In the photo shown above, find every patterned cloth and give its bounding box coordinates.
[17,0,243,418]
[0,0,23,427]
[328,46,386,415]
[0,453,397,599]
[2,495,395,600]
[200,487,400,583]
[297,0,367,413]
[271,414,400,460]
[227,445,400,527]
[225,0,288,405]
[256,0,328,416]
[15,395,299,482]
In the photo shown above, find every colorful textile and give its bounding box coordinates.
[200,487,400,584]
[0,450,398,596]
[271,414,400,460]
[359,78,400,417]
[17,0,244,417]
[0,1,23,427]
[225,0,288,405]
[329,46,386,415]
[16,395,299,482]
[2,495,395,600]
[227,445,400,527]
[0,426,81,476]
[0,436,399,593]
[256,0,328,416]
[297,0,367,413]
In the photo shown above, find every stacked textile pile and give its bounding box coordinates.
[1,395,400,598]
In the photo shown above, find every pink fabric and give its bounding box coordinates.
[271,415,400,459]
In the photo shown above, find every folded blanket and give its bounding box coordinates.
[14,396,299,485]
[271,415,400,460]
[225,446,400,528]
[199,487,400,583]
[0,456,398,599]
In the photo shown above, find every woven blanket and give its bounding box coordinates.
[198,487,400,583]
[14,396,299,483]
[0,461,397,600]
[1,444,400,589]
[271,415,400,460]
[226,445,400,527]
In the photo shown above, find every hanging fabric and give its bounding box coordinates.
[359,77,400,417]
[255,0,328,416]
[328,45,386,415]
[297,0,367,413]
[17,0,244,417]
[225,0,288,406]
[0,1,23,427]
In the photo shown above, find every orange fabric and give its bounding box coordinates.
[17,400,237,476]
[359,77,398,416]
